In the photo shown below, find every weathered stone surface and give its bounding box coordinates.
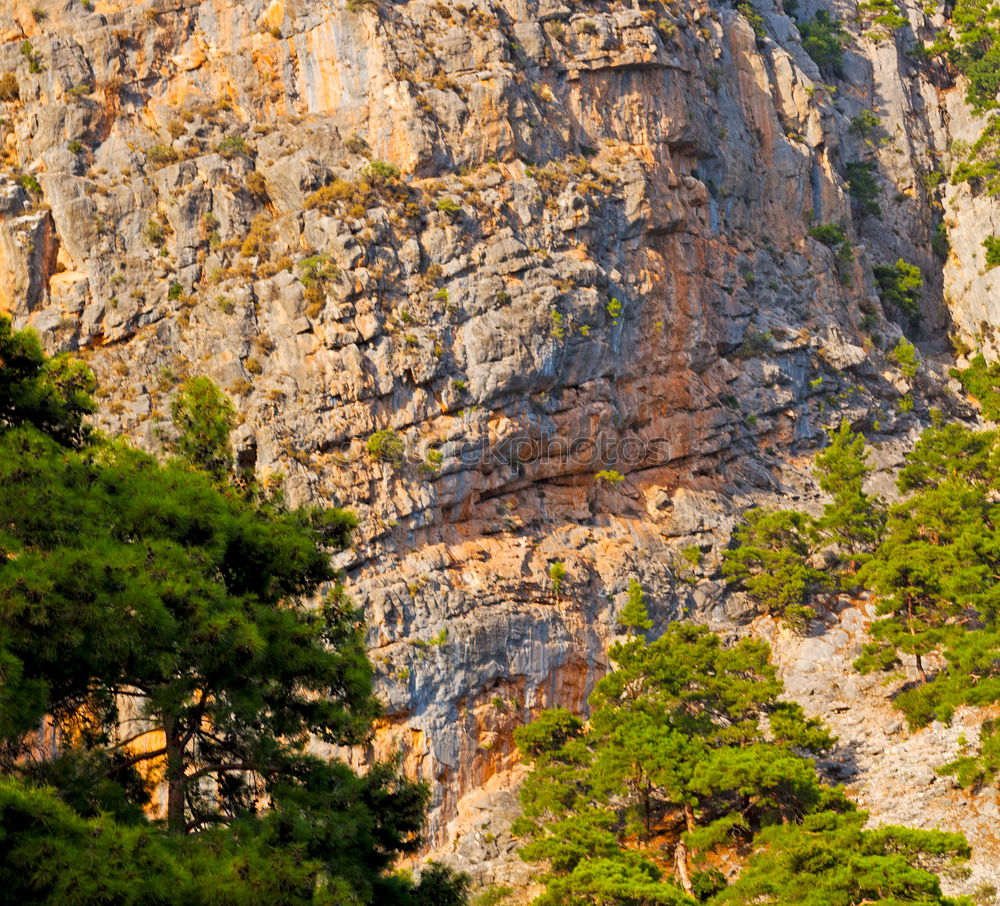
[0,0,997,891]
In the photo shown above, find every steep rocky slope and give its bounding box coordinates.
[2,0,998,875]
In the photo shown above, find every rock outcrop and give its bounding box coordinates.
[1,0,998,883]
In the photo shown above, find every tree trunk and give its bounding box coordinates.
[674,839,693,895]
[163,715,186,835]
[908,598,928,684]
[674,803,695,895]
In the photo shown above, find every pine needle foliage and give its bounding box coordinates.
[513,592,969,905]
[0,315,467,905]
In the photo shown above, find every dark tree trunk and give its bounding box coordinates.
[908,598,928,684]
[163,714,186,835]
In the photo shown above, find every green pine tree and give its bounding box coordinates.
[813,419,884,571]
[0,316,95,446]
[855,427,1000,685]
[515,623,839,901]
[722,509,828,628]
[714,809,970,905]
[0,315,466,905]
[619,578,653,634]
[169,376,237,482]
[514,622,970,905]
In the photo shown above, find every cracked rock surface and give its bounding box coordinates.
[2,0,1000,865]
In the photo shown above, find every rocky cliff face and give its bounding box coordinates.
[1,0,996,878]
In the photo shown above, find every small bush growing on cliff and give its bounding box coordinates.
[954,354,1000,421]
[241,213,274,260]
[146,143,179,168]
[807,223,847,247]
[216,134,251,159]
[367,159,401,184]
[305,163,408,217]
[932,221,951,258]
[19,172,41,195]
[857,0,908,39]
[366,428,405,464]
[951,116,1000,196]
[0,72,18,102]
[245,170,269,199]
[797,10,848,74]
[737,2,767,40]
[809,223,855,283]
[873,258,922,320]
[889,337,920,378]
[606,297,622,324]
[736,327,774,358]
[19,40,44,73]
[549,309,565,339]
[549,560,567,597]
[436,196,461,214]
[844,160,882,215]
[144,219,166,246]
[850,108,880,140]
[306,178,357,212]
[300,253,338,317]
[984,234,1000,268]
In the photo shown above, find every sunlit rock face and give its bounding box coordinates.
[0,0,990,857]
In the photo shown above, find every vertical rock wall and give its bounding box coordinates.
[0,0,993,846]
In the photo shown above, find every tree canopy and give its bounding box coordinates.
[0,315,466,905]
[0,313,95,446]
[513,595,969,905]
[722,403,1000,792]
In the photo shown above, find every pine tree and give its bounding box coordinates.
[619,578,653,634]
[855,485,981,683]
[514,616,970,905]
[813,419,884,570]
[0,320,465,905]
[714,809,969,905]
[0,430,372,834]
[169,376,237,481]
[722,509,828,628]
[514,612,840,903]
[896,422,1000,492]
[0,315,95,446]
[855,427,1000,685]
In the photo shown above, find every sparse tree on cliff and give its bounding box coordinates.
[813,419,885,571]
[619,578,653,634]
[855,427,1000,685]
[169,375,236,482]
[722,509,828,628]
